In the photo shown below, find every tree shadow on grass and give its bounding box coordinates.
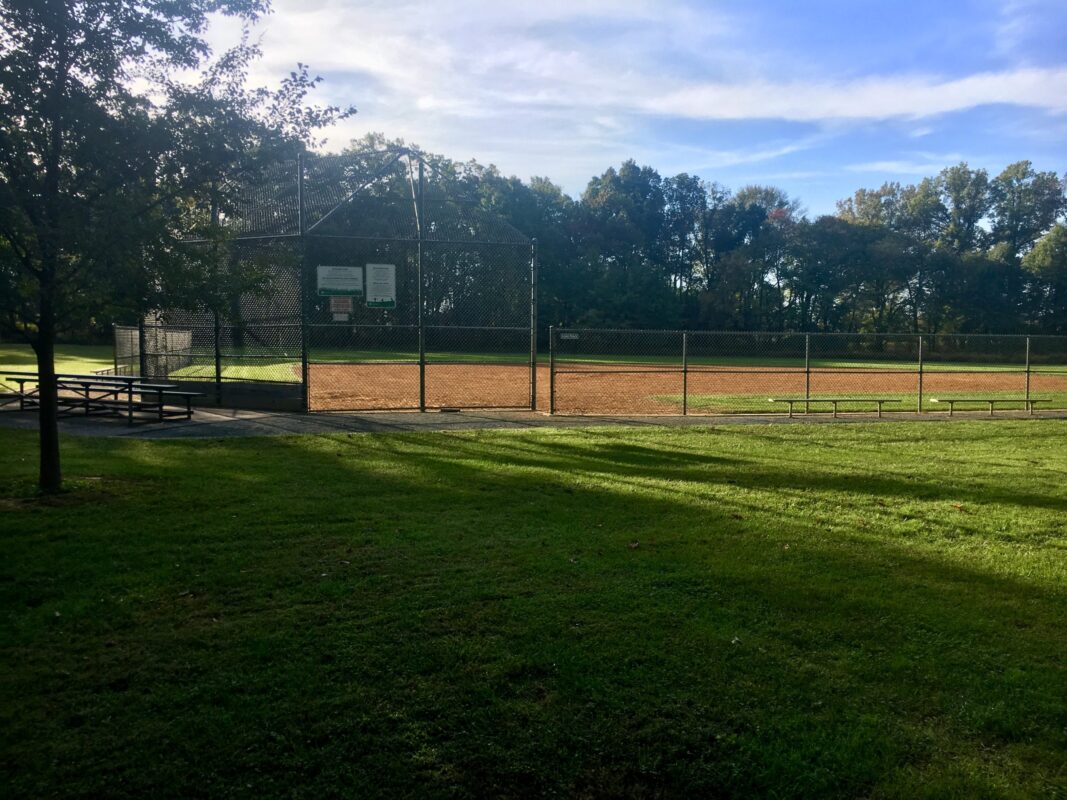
[2,426,1065,799]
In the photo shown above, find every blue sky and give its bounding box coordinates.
[209,0,1067,215]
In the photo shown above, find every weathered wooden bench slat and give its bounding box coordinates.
[930,398,1050,416]
[769,397,901,418]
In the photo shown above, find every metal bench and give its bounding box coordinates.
[2,373,202,424]
[930,398,1050,416]
[769,397,901,418]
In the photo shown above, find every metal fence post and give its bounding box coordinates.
[549,325,556,415]
[213,310,222,406]
[682,332,688,415]
[137,318,147,378]
[804,334,810,414]
[1025,335,1031,411]
[917,334,924,414]
[297,152,310,413]
[530,240,538,411]
[417,159,426,412]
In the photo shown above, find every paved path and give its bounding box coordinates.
[2,407,1065,439]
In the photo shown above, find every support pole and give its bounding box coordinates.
[530,240,538,410]
[1025,335,1031,412]
[549,326,556,415]
[213,310,222,406]
[137,318,147,378]
[298,152,310,413]
[917,334,924,414]
[804,334,811,414]
[417,159,426,412]
[682,332,688,416]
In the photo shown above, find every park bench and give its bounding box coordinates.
[1,372,202,424]
[930,397,1049,416]
[769,397,901,418]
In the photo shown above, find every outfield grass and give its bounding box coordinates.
[662,390,1067,414]
[0,343,113,377]
[1,421,1065,798]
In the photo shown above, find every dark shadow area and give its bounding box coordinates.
[1,424,1065,799]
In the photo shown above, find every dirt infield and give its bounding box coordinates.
[307,361,1067,414]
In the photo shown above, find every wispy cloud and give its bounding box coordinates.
[845,153,968,175]
[202,0,1067,207]
[644,69,1067,121]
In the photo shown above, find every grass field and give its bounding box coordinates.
[1,421,1065,798]
[661,390,1067,414]
[0,343,113,377]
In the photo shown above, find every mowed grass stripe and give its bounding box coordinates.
[1,421,1065,798]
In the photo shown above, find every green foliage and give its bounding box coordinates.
[1023,224,1067,332]
[0,0,352,488]
[1,421,1065,797]
[354,135,1064,336]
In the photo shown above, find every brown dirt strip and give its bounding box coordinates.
[307,362,1067,414]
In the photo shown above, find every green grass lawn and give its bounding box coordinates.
[0,343,113,377]
[661,390,1067,414]
[1,421,1065,798]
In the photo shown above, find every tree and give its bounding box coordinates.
[836,182,903,227]
[989,161,1066,261]
[938,163,991,254]
[0,0,352,491]
[1023,224,1067,333]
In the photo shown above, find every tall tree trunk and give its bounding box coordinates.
[35,290,61,492]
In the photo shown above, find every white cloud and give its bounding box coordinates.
[197,0,1067,194]
[845,154,967,175]
[645,69,1067,121]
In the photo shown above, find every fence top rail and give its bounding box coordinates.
[552,327,1060,340]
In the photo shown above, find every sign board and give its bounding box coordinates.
[366,263,396,309]
[560,333,579,340]
[329,296,353,321]
[317,265,363,297]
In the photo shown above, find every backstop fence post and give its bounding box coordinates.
[137,319,147,378]
[804,334,811,414]
[417,158,426,412]
[213,309,222,406]
[682,331,688,416]
[1025,335,1031,410]
[530,240,538,411]
[549,325,556,415]
[297,152,310,413]
[917,334,924,414]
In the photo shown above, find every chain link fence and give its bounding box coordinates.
[112,148,1065,419]
[548,328,1067,416]
[119,148,537,412]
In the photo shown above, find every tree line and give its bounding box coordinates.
[375,136,1065,335]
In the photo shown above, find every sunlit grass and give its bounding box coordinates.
[1,421,1065,797]
[0,343,113,378]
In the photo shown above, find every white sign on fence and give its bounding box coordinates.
[317,265,363,297]
[329,295,353,321]
[366,263,396,309]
